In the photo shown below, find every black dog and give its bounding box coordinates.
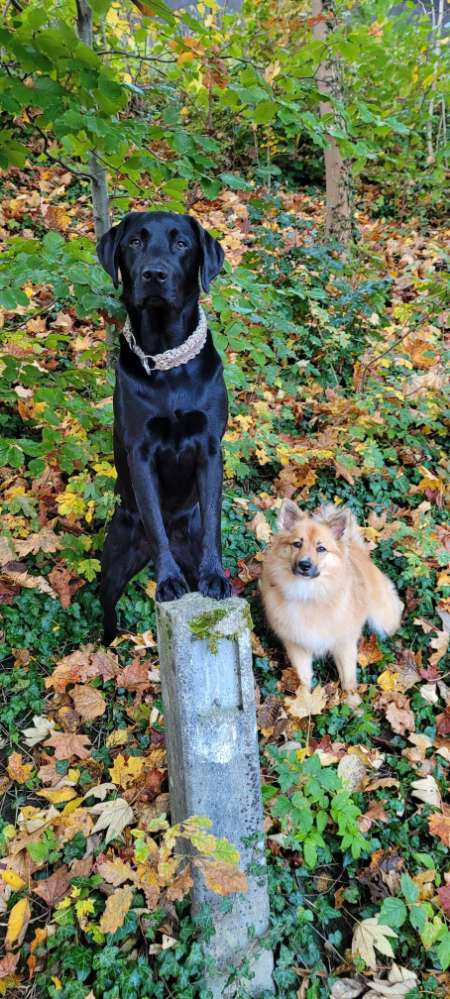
[97,211,231,645]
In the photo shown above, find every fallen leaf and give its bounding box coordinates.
[71,684,106,722]
[5,897,31,949]
[1,568,56,599]
[285,685,327,719]
[32,866,70,906]
[0,952,20,978]
[106,729,129,748]
[118,658,151,694]
[48,565,84,608]
[428,809,450,846]
[15,528,62,557]
[196,858,248,896]
[99,885,133,933]
[90,797,135,845]
[44,731,92,760]
[248,511,272,543]
[411,776,441,808]
[358,635,383,667]
[429,629,449,667]
[331,981,364,999]
[352,916,397,970]
[46,646,119,692]
[7,752,34,784]
[97,859,135,886]
[166,865,194,902]
[109,754,145,788]
[0,870,26,891]
[22,715,56,747]
[36,787,78,804]
[438,885,450,915]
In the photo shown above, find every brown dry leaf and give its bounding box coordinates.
[99,885,133,934]
[358,801,388,834]
[46,646,118,692]
[71,684,106,722]
[7,752,34,784]
[286,685,327,719]
[376,692,415,735]
[166,865,194,902]
[0,952,20,979]
[5,897,31,949]
[248,511,271,543]
[0,537,16,566]
[118,658,151,694]
[428,809,450,846]
[197,858,248,896]
[44,731,92,760]
[2,568,56,599]
[358,634,383,667]
[48,565,84,608]
[14,528,61,557]
[32,866,70,906]
[97,859,135,887]
[429,629,449,667]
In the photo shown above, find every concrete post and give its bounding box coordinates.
[156,593,273,998]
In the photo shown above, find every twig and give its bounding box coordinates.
[358,327,414,389]
[96,48,176,64]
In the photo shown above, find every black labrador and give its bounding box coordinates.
[97,211,231,645]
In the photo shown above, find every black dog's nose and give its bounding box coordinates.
[142,268,167,283]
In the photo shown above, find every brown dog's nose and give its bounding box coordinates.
[143,268,167,283]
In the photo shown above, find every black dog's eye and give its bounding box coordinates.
[176,239,187,249]
[292,540,303,549]
[316,544,327,553]
[129,237,142,247]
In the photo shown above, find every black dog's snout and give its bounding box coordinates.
[143,267,167,283]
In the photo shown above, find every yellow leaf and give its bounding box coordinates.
[106,729,129,749]
[177,50,195,64]
[56,491,86,518]
[109,754,145,788]
[1,870,26,891]
[437,572,450,588]
[377,669,400,691]
[100,885,133,934]
[61,796,84,815]
[51,977,62,990]
[6,897,31,948]
[37,787,78,805]
[145,579,157,599]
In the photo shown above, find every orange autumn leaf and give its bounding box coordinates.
[358,634,384,667]
[428,810,450,847]
[99,885,133,934]
[71,684,106,722]
[7,752,34,784]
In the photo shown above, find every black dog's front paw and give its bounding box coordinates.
[198,569,232,601]
[156,573,189,602]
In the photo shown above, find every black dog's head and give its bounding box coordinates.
[97,211,224,309]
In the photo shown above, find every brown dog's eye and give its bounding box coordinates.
[292,540,303,549]
[316,544,327,553]
[130,238,142,247]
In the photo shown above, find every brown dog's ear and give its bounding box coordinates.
[188,217,224,292]
[277,499,302,533]
[316,504,351,541]
[97,218,128,288]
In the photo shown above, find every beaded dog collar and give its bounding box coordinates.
[122,306,207,376]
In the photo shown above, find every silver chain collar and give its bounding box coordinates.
[122,306,208,376]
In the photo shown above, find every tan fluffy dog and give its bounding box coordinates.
[260,500,403,692]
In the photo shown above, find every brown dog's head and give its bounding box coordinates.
[272,500,356,583]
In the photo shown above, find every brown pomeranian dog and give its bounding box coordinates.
[260,500,403,692]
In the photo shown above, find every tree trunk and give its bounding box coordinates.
[75,0,111,239]
[311,0,354,244]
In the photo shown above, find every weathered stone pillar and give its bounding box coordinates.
[156,593,273,998]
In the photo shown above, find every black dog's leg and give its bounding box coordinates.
[100,506,151,644]
[196,445,232,600]
[129,449,190,602]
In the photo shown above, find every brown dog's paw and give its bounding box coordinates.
[198,570,232,601]
[156,574,189,602]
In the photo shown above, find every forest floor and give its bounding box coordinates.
[0,165,449,999]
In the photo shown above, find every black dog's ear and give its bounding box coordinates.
[188,217,225,293]
[97,218,127,288]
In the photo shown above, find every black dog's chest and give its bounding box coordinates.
[148,409,207,449]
